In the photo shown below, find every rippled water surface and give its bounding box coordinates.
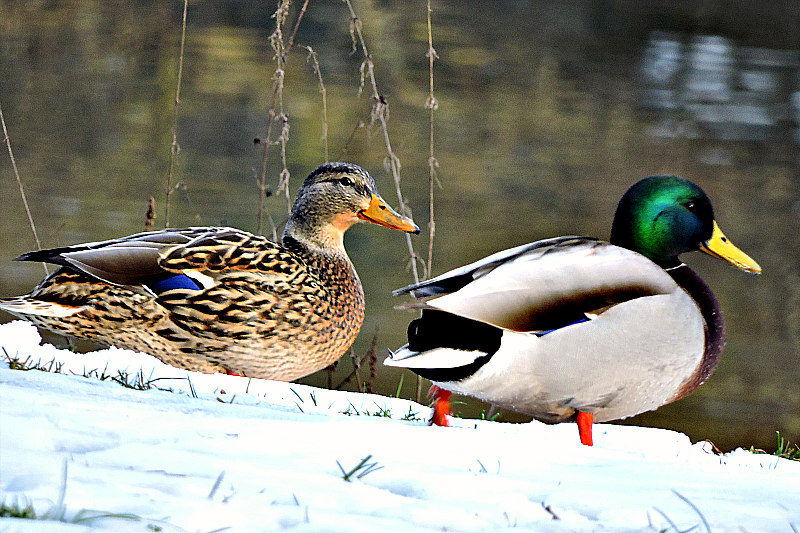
[1,1,798,451]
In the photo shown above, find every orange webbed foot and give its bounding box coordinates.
[428,385,452,427]
[577,411,594,446]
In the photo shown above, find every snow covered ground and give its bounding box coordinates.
[0,320,798,533]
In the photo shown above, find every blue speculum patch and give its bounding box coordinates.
[147,274,204,294]
[535,317,589,337]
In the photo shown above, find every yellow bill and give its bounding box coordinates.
[358,194,420,234]
[700,221,761,274]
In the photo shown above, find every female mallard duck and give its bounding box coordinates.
[1,162,419,380]
[386,175,760,446]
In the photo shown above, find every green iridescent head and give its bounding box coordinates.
[610,175,761,273]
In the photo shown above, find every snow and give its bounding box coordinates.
[0,320,798,533]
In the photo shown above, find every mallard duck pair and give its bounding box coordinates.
[386,175,760,445]
[4,169,759,446]
[0,163,419,380]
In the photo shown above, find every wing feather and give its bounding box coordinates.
[394,236,582,297]
[409,239,679,332]
[13,227,303,291]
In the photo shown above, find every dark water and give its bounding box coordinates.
[1,1,798,451]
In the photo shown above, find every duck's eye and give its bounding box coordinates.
[685,201,697,212]
[339,177,354,187]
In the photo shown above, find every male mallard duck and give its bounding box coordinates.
[386,175,760,445]
[2,162,419,380]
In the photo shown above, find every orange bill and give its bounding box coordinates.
[358,194,420,234]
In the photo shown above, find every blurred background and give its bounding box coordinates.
[1,0,797,451]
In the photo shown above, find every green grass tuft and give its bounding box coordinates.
[400,405,423,422]
[0,459,183,530]
[480,409,500,422]
[0,498,36,519]
[339,401,422,422]
[336,454,383,482]
[750,431,800,461]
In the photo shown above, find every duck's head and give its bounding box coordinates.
[610,175,761,273]
[283,162,419,252]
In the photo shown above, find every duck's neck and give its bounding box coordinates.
[283,214,348,254]
[667,263,726,401]
[281,232,365,321]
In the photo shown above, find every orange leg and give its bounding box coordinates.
[225,369,245,377]
[577,411,594,446]
[429,385,452,427]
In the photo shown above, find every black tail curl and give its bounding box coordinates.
[404,310,501,382]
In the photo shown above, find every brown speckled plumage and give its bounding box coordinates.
[1,163,418,380]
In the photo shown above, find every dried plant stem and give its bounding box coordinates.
[1,103,48,276]
[257,103,278,235]
[325,362,337,389]
[352,351,364,392]
[277,110,291,211]
[344,0,421,284]
[340,119,365,159]
[286,0,310,50]
[425,0,439,280]
[165,0,188,228]
[334,350,365,392]
[145,197,156,229]
[257,0,311,234]
[300,45,330,163]
[272,1,291,213]
[365,326,379,394]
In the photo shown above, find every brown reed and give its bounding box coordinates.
[164,0,188,228]
[145,197,156,230]
[425,0,439,280]
[1,102,48,276]
[299,45,330,163]
[343,0,422,284]
[257,0,312,235]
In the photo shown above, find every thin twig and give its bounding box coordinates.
[339,119,365,159]
[270,2,292,212]
[352,350,364,392]
[300,45,330,162]
[325,361,337,389]
[425,0,439,281]
[417,0,440,403]
[365,326,379,394]
[252,144,280,241]
[287,0,310,50]
[343,0,421,284]
[257,102,278,234]
[145,196,156,229]
[333,349,364,392]
[277,111,291,211]
[1,103,48,276]
[165,0,189,228]
[257,0,312,233]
